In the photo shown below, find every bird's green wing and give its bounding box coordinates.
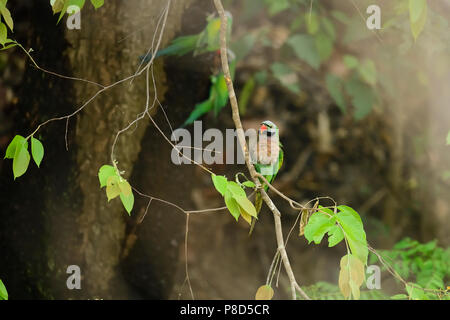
[164,35,199,56]
[140,34,198,63]
[212,72,228,116]
[277,145,284,175]
[250,137,282,236]
[266,144,283,185]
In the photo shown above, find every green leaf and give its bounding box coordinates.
[328,225,344,247]
[331,10,349,24]
[338,205,363,225]
[0,41,16,50]
[391,294,408,300]
[12,140,30,179]
[406,283,429,300]
[0,6,13,31]
[343,55,359,69]
[211,174,228,196]
[120,191,134,216]
[315,32,333,62]
[118,179,132,197]
[106,175,121,201]
[321,16,336,41]
[242,181,256,188]
[227,181,246,198]
[255,285,274,300]
[326,74,347,113]
[254,70,267,85]
[69,0,85,12]
[234,195,257,218]
[318,205,334,216]
[51,0,66,14]
[31,137,44,167]
[0,22,6,46]
[90,0,103,9]
[98,165,116,188]
[345,77,375,120]
[299,202,318,237]
[4,135,26,159]
[266,0,289,16]
[239,206,252,225]
[342,16,372,44]
[0,279,7,300]
[270,62,300,93]
[287,34,320,70]
[224,191,241,221]
[392,237,417,250]
[305,12,319,35]
[358,59,377,86]
[335,206,368,265]
[304,211,335,244]
[409,0,427,41]
[57,0,71,24]
[417,270,444,290]
[231,33,256,61]
[409,0,426,22]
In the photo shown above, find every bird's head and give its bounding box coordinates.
[259,120,279,138]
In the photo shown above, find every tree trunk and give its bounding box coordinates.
[0,0,210,299]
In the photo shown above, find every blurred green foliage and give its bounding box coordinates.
[223,0,450,122]
[302,237,449,300]
[369,237,450,300]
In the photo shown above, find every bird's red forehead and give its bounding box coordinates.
[260,124,267,132]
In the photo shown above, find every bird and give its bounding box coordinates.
[249,120,284,235]
[140,11,233,63]
[181,62,233,127]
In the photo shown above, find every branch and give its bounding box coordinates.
[213,0,310,300]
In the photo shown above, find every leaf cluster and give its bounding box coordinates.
[370,237,450,300]
[211,174,257,225]
[302,204,369,299]
[4,135,44,179]
[0,0,14,48]
[98,164,134,215]
[51,0,104,24]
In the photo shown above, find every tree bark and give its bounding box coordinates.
[0,0,209,299]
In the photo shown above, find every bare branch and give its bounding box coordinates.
[213,0,310,300]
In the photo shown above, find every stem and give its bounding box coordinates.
[213,0,310,300]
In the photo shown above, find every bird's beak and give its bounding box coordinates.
[260,124,268,133]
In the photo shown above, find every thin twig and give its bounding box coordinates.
[16,42,105,88]
[132,186,225,216]
[185,213,195,300]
